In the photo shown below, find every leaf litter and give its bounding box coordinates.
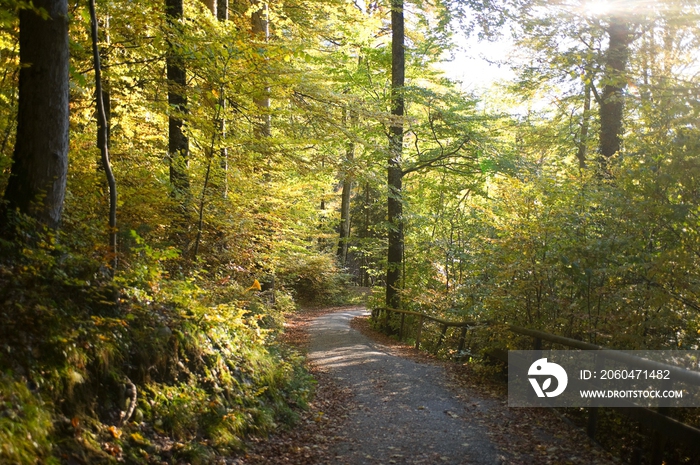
[234,308,617,465]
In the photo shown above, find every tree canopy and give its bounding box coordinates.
[1,0,700,462]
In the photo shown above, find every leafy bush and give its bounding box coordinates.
[0,374,55,465]
[277,252,352,304]
[0,225,315,463]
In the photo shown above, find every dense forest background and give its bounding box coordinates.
[1,0,700,463]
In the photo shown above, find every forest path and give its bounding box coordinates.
[308,308,501,465]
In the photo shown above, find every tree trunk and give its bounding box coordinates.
[89,0,118,276]
[251,1,271,138]
[2,0,70,230]
[96,16,111,157]
[202,0,216,14]
[577,81,591,169]
[337,175,353,265]
[362,183,371,287]
[218,0,229,198]
[217,0,228,18]
[94,10,111,223]
[386,0,404,310]
[599,18,631,161]
[337,106,356,265]
[166,0,190,199]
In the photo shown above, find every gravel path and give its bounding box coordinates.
[308,308,501,465]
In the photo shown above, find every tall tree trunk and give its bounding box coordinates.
[97,15,111,158]
[2,0,69,230]
[217,0,228,18]
[166,0,190,200]
[386,0,404,310]
[251,1,271,138]
[599,18,631,161]
[362,183,371,287]
[337,106,356,265]
[577,81,591,169]
[193,70,229,258]
[202,0,216,14]
[89,0,118,276]
[218,0,229,198]
[337,177,353,265]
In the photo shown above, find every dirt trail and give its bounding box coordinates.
[308,308,501,465]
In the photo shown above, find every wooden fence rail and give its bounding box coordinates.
[371,307,475,352]
[373,307,700,465]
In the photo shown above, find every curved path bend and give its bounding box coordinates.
[308,308,501,465]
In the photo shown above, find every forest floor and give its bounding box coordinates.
[234,306,618,465]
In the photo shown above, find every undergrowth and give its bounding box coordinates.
[0,220,321,464]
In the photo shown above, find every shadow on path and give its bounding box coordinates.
[309,308,500,465]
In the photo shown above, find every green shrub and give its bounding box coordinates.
[0,226,315,462]
[146,383,209,439]
[277,252,351,304]
[0,374,56,465]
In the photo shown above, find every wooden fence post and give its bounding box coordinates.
[435,323,448,354]
[651,379,673,465]
[587,354,604,439]
[415,315,424,350]
[399,312,405,340]
[457,326,468,352]
[587,407,599,439]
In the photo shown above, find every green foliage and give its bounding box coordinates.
[0,0,375,457]
[396,99,700,353]
[0,374,56,465]
[4,0,698,460]
[0,0,509,461]
[277,251,352,304]
[372,0,700,359]
[0,219,314,462]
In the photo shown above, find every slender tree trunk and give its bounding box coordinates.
[599,18,631,161]
[2,0,69,230]
[166,0,190,200]
[251,1,271,138]
[362,183,371,287]
[97,15,111,157]
[193,158,213,258]
[337,106,356,265]
[386,0,404,310]
[218,0,229,198]
[338,177,353,265]
[193,82,226,258]
[89,0,118,275]
[577,81,591,169]
[219,117,228,198]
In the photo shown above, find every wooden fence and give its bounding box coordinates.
[372,307,700,465]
